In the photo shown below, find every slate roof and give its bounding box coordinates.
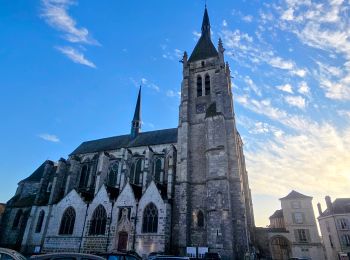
[130,184,142,200]
[188,34,218,62]
[280,190,312,200]
[270,209,283,219]
[8,194,36,207]
[20,160,54,183]
[320,198,350,216]
[106,185,120,201]
[70,128,178,155]
[188,7,218,62]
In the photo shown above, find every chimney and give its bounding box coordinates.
[317,203,322,215]
[325,196,332,212]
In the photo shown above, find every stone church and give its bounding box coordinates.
[0,7,255,259]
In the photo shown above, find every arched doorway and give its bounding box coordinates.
[270,236,291,260]
[117,231,128,251]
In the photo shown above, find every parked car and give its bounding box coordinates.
[203,252,221,260]
[99,252,141,260]
[0,248,27,260]
[30,253,105,260]
[152,256,189,260]
[147,252,164,260]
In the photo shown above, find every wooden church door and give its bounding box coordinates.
[117,231,128,251]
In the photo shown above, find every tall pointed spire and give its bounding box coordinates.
[201,6,211,38]
[131,86,141,139]
[188,6,218,63]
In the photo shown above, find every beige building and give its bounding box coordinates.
[317,196,350,260]
[259,190,326,260]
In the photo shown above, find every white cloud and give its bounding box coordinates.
[235,95,314,131]
[298,81,310,95]
[268,57,293,70]
[222,20,228,27]
[291,69,307,77]
[281,8,294,21]
[242,15,253,23]
[338,110,350,119]
[246,123,350,200]
[166,90,180,98]
[161,45,183,61]
[284,95,306,109]
[56,46,96,68]
[316,61,350,100]
[277,83,293,94]
[41,0,99,45]
[38,133,60,143]
[192,31,201,40]
[243,76,261,96]
[130,77,160,92]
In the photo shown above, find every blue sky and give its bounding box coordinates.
[0,0,349,226]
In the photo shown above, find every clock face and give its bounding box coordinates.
[196,103,206,114]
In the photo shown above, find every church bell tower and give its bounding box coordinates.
[172,7,255,259]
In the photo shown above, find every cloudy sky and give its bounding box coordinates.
[0,0,349,227]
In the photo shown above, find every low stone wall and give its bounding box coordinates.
[42,236,81,253]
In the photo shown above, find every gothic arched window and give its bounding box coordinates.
[130,159,142,186]
[107,161,119,187]
[197,75,203,97]
[205,74,210,95]
[59,207,75,235]
[35,210,45,233]
[79,165,89,188]
[12,209,23,229]
[154,158,162,183]
[89,204,107,235]
[197,210,204,228]
[142,203,158,233]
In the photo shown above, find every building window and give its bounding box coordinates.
[107,161,119,187]
[35,210,45,233]
[130,159,142,186]
[342,234,350,246]
[291,201,301,209]
[59,207,75,235]
[142,203,158,233]
[205,74,210,95]
[89,204,107,236]
[79,165,89,188]
[296,229,309,243]
[197,210,204,228]
[12,210,23,229]
[338,218,349,230]
[197,75,203,97]
[154,158,162,183]
[293,212,304,224]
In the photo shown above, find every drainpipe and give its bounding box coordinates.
[132,202,139,251]
[106,201,115,252]
[79,203,90,253]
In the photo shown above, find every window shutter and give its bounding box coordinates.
[292,213,296,224]
[306,229,311,242]
[302,213,306,224]
[294,230,299,242]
